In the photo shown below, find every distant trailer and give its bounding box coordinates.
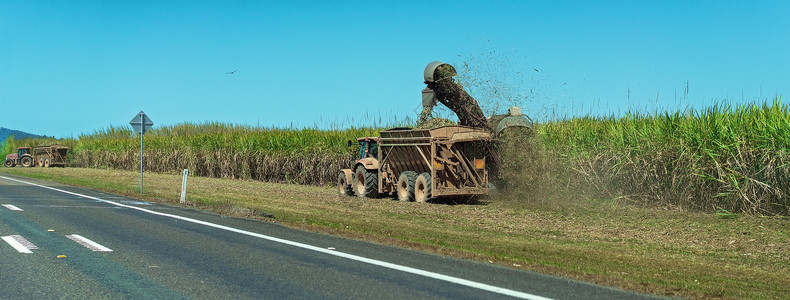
[32,145,69,167]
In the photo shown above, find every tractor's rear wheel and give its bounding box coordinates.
[337,171,353,197]
[354,167,378,198]
[397,171,417,201]
[20,157,33,167]
[3,159,13,168]
[414,173,433,203]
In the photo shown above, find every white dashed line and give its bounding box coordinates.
[65,234,113,252]
[2,204,23,211]
[2,235,37,253]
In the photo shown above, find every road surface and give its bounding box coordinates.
[0,174,662,299]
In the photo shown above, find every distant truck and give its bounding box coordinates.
[4,145,68,168]
[338,126,491,202]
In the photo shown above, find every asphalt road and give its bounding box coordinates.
[0,174,663,299]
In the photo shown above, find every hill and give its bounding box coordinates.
[0,127,44,141]
[0,127,45,148]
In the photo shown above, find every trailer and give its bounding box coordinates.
[32,145,68,167]
[339,125,491,202]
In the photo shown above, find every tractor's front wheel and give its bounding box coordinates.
[354,167,378,198]
[3,159,13,168]
[337,171,353,197]
[20,157,33,167]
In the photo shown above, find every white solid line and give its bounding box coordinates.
[66,234,113,252]
[2,204,23,211]
[0,175,551,300]
[2,235,33,253]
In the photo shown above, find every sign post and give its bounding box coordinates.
[129,111,154,194]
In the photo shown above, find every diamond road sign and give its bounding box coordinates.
[129,111,154,134]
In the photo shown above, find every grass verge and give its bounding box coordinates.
[2,167,788,299]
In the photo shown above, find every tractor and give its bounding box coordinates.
[338,137,380,197]
[4,147,34,167]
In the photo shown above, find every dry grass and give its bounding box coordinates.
[2,167,788,299]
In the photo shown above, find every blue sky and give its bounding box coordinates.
[1,0,788,138]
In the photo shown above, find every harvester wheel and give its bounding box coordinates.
[397,171,417,201]
[3,159,13,167]
[354,167,379,198]
[44,158,51,168]
[337,171,353,197]
[37,158,43,167]
[414,173,432,203]
[20,156,33,167]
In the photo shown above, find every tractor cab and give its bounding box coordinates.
[355,137,379,160]
[18,147,31,158]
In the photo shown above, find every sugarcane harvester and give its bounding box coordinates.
[338,61,533,202]
[419,61,533,137]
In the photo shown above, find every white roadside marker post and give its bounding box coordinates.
[180,169,189,204]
